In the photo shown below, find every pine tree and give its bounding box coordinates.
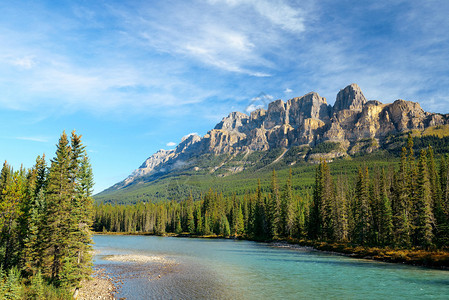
[414,150,434,248]
[309,163,323,240]
[309,160,335,241]
[296,195,306,239]
[427,146,441,211]
[282,169,296,237]
[219,214,231,237]
[321,161,335,241]
[378,168,393,246]
[20,155,47,276]
[195,205,203,235]
[333,174,348,242]
[42,131,95,286]
[69,134,94,285]
[187,193,195,234]
[407,133,418,239]
[175,212,182,234]
[430,149,449,247]
[44,131,73,281]
[203,211,211,235]
[234,203,244,236]
[392,147,411,247]
[1,167,26,269]
[438,155,449,246]
[253,180,267,238]
[269,169,281,238]
[354,167,371,245]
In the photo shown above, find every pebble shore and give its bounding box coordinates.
[76,269,117,300]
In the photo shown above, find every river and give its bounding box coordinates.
[93,235,449,299]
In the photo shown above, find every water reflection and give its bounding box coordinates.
[93,235,449,300]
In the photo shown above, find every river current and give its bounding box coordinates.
[93,235,449,299]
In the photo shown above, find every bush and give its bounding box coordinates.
[28,271,44,300]
[309,142,340,154]
[0,267,23,300]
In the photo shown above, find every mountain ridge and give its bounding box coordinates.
[100,83,449,195]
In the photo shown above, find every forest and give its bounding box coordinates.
[0,131,94,299]
[94,135,449,253]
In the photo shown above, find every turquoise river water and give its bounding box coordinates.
[93,235,449,299]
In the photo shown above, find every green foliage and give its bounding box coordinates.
[28,271,45,300]
[93,136,449,255]
[308,142,340,154]
[0,267,23,300]
[0,131,94,298]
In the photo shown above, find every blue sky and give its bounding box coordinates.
[1,0,449,193]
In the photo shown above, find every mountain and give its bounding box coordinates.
[96,83,449,203]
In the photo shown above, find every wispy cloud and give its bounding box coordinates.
[16,136,48,143]
[208,0,307,33]
[1,0,449,118]
[245,92,273,113]
[182,133,199,140]
[166,142,176,147]
[10,56,36,69]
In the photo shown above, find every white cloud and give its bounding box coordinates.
[251,93,273,101]
[184,132,198,138]
[10,56,36,69]
[245,104,264,113]
[245,92,273,113]
[182,133,199,142]
[166,142,176,147]
[2,0,449,120]
[124,0,310,77]
[16,136,48,143]
[208,0,307,33]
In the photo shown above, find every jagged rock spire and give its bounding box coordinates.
[333,83,367,112]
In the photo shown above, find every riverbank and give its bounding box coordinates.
[279,238,449,269]
[94,232,449,269]
[76,269,117,300]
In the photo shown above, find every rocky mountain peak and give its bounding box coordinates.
[287,91,330,126]
[107,83,448,191]
[214,111,249,131]
[334,83,367,113]
[177,133,202,153]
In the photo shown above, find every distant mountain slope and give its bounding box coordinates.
[96,84,449,204]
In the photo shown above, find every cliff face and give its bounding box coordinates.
[113,83,448,189]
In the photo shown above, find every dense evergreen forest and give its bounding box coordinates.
[0,131,94,299]
[94,136,449,252]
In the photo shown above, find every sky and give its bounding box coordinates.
[1,0,449,194]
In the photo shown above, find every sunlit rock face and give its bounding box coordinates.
[112,83,449,188]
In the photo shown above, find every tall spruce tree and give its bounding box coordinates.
[309,160,335,241]
[309,162,323,240]
[186,193,195,234]
[269,170,281,238]
[392,147,411,247]
[19,155,47,276]
[354,167,371,245]
[378,168,393,246]
[42,131,94,286]
[195,205,203,235]
[334,174,348,242]
[68,133,94,285]
[44,131,72,281]
[253,179,267,238]
[1,167,26,269]
[281,169,296,237]
[414,150,434,248]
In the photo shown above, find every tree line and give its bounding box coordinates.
[0,131,94,299]
[94,136,449,250]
